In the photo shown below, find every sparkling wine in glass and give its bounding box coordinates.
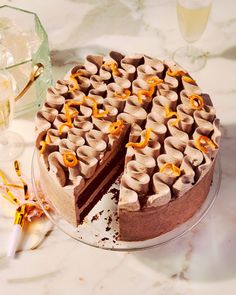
[173,0,212,72]
[0,70,24,161]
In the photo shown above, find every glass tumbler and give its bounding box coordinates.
[0,5,52,116]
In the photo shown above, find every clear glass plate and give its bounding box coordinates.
[31,150,221,251]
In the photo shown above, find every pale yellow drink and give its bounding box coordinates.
[0,73,14,130]
[177,1,212,43]
[0,70,23,161]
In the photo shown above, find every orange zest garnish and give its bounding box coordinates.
[83,96,109,118]
[39,134,51,154]
[63,152,78,168]
[160,163,181,176]
[167,68,185,77]
[114,89,131,100]
[66,100,84,108]
[39,141,47,154]
[65,100,84,120]
[195,135,217,154]
[137,76,163,103]
[189,94,204,110]
[109,120,124,136]
[59,122,73,135]
[125,128,153,149]
[68,72,83,93]
[137,89,150,103]
[146,76,163,85]
[58,100,84,134]
[182,75,196,84]
[165,105,180,127]
[104,61,120,76]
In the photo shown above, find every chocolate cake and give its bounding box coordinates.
[35,51,221,241]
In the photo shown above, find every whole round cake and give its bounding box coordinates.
[36,51,221,241]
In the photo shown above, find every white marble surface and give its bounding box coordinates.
[0,0,236,294]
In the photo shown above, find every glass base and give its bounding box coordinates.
[173,46,207,72]
[0,131,24,161]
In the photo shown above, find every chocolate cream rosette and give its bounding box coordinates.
[35,51,221,241]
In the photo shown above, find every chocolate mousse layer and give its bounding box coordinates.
[77,149,125,222]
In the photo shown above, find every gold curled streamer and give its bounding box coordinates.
[0,170,20,205]
[14,160,29,200]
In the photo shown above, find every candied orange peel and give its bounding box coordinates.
[63,151,78,168]
[68,72,84,93]
[109,120,124,136]
[182,75,196,84]
[58,96,109,134]
[137,89,150,103]
[126,128,153,149]
[137,76,163,103]
[65,99,84,120]
[167,68,185,77]
[195,135,217,154]
[65,100,84,108]
[189,94,204,110]
[59,100,83,135]
[160,163,181,176]
[165,105,180,127]
[114,89,131,100]
[104,61,120,76]
[83,96,109,118]
[146,76,163,85]
[39,134,52,154]
[59,122,73,135]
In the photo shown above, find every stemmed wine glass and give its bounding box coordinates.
[0,69,24,161]
[173,0,212,72]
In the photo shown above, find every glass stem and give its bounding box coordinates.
[186,44,196,63]
[186,44,193,57]
[0,130,9,146]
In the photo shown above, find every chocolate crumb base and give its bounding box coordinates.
[110,187,119,204]
[91,213,99,223]
[101,237,109,242]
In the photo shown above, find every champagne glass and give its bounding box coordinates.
[173,0,212,72]
[0,70,24,161]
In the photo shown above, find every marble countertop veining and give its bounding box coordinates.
[0,0,236,294]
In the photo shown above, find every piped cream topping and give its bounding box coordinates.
[36,52,221,211]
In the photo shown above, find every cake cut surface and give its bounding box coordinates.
[36,51,221,241]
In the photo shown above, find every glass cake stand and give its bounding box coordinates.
[31,150,221,251]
